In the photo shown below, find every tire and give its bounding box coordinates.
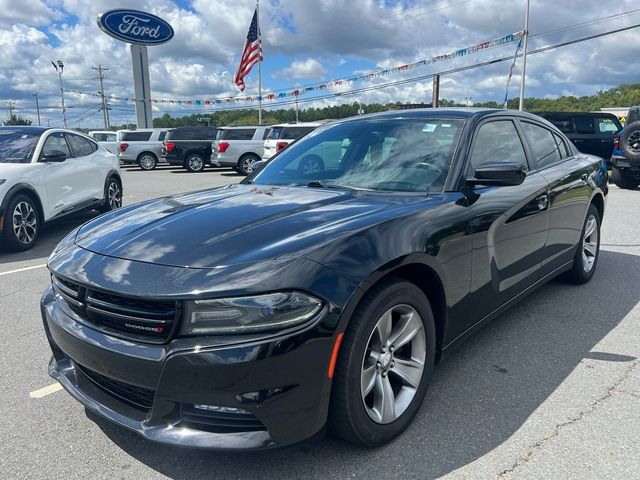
[237,154,260,176]
[564,204,601,284]
[611,166,639,190]
[100,177,122,213]
[137,152,158,171]
[621,121,640,162]
[185,154,206,173]
[2,194,40,251]
[298,155,325,175]
[329,278,436,447]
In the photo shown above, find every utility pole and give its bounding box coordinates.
[51,60,67,127]
[92,64,110,129]
[295,93,299,123]
[32,93,41,126]
[7,100,14,117]
[518,0,530,111]
[432,74,440,108]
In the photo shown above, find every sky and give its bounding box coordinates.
[1,0,639,128]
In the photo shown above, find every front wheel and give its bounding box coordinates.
[564,204,601,284]
[329,278,435,447]
[2,194,40,251]
[185,154,205,173]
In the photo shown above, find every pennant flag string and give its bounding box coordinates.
[65,31,523,106]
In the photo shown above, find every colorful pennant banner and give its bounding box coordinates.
[65,31,523,106]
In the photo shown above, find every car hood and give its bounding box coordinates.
[74,184,428,269]
[0,162,33,178]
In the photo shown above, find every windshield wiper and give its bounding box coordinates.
[306,181,364,191]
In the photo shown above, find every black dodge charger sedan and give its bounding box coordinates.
[42,109,607,450]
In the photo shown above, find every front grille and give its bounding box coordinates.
[181,404,265,432]
[77,363,155,410]
[52,275,180,344]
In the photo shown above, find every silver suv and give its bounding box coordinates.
[118,128,169,170]
[211,126,270,175]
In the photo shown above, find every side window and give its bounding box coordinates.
[223,129,256,140]
[262,128,271,140]
[42,133,71,157]
[469,120,528,173]
[573,116,595,134]
[122,131,152,141]
[158,131,167,141]
[545,117,573,134]
[521,122,562,168]
[67,134,95,158]
[596,117,620,135]
[553,133,570,158]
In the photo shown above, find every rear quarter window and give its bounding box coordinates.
[122,131,152,141]
[220,129,256,141]
[169,128,217,140]
[281,126,315,140]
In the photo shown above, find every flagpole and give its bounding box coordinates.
[257,0,263,125]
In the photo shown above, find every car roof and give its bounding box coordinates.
[534,111,619,118]
[0,126,49,134]
[219,125,265,129]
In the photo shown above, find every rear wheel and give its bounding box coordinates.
[329,278,435,447]
[564,204,601,284]
[611,166,639,190]
[137,152,158,171]
[100,177,122,213]
[185,154,205,173]
[237,154,260,175]
[2,194,40,251]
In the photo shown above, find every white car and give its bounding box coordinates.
[0,126,122,251]
[262,122,326,161]
[88,130,118,155]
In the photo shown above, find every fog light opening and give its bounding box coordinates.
[193,404,250,414]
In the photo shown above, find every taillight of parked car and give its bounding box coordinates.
[218,141,230,153]
[119,143,129,152]
[165,142,176,153]
[276,141,289,153]
[614,134,620,150]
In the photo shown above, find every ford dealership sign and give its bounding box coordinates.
[97,9,174,45]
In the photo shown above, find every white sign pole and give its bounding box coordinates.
[130,44,153,128]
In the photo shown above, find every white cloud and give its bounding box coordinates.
[277,58,326,79]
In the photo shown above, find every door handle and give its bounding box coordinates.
[581,173,588,183]
[536,194,549,211]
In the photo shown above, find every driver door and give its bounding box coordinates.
[463,119,550,331]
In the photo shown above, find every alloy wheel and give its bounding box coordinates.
[582,214,598,272]
[139,154,156,170]
[242,157,256,174]
[12,201,38,245]
[188,156,204,172]
[361,304,426,424]
[108,181,122,209]
[303,160,322,174]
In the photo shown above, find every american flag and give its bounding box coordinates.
[233,8,262,91]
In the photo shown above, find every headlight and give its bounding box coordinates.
[181,291,324,336]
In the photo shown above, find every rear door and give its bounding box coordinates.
[65,133,104,203]
[465,118,550,328]
[520,121,593,275]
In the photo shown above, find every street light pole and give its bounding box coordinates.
[51,60,67,128]
[518,0,530,111]
[32,93,41,126]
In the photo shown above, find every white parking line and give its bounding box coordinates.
[0,264,47,276]
[29,382,62,399]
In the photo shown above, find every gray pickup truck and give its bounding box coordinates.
[118,128,169,170]
[211,125,270,175]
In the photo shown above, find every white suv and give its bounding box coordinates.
[262,122,326,161]
[0,126,122,251]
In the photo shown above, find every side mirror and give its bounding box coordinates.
[468,161,526,187]
[41,150,67,163]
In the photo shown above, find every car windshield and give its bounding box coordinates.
[253,118,463,193]
[0,130,40,163]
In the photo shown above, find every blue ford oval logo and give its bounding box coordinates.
[97,9,174,45]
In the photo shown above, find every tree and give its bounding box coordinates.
[3,114,32,126]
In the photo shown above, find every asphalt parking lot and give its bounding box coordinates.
[1,165,639,479]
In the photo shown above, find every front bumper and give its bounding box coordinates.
[41,286,337,450]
